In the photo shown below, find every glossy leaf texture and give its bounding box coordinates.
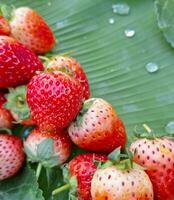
[1,0,174,199]
[0,165,44,200]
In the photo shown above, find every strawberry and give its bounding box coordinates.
[10,7,55,54]
[0,36,43,88]
[0,16,10,36]
[5,86,35,126]
[52,153,108,200]
[68,98,127,153]
[47,55,90,100]
[27,71,83,131]
[130,125,174,200]
[0,92,13,128]
[0,92,6,106]
[0,108,13,128]
[91,148,154,200]
[24,128,72,168]
[0,134,25,180]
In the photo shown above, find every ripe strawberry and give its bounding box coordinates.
[0,92,13,128]
[130,135,174,200]
[47,55,90,100]
[0,92,6,106]
[0,134,25,180]
[69,153,108,200]
[0,108,13,128]
[0,36,43,88]
[91,165,153,200]
[68,98,127,153]
[0,16,10,36]
[5,86,35,126]
[10,7,55,54]
[24,128,72,166]
[52,153,108,200]
[27,71,83,131]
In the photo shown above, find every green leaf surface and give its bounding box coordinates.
[1,0,174,199]
[0,165,44,200]
[155,0,174,48]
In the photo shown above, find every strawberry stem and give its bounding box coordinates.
[143,124,152,133]
[52,183,71,195]
[36,163,42,180]
[39,55,50,61]
[60,50,76,57]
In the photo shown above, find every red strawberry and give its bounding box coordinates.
[0,16,10,36]
[47,55,90,100]
[0,108,13,128]
[24,128,72,165]
[52,153,108,200]
[0,134,25,180]
[130,133,174,200]
[0,36,43,88]
[10,7,55,54]
[0,92,6,106]
[0,92,13,128]
[27,71,83,131]
[68,98,127,153]
[91,164,153,200]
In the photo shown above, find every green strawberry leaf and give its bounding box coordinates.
[37,138,54,160]
[0,165,44,200]
[155,0,174,48]
[108,147,121,162]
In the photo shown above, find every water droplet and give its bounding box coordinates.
[145,62,159,73]
[109,18,115,24]
[112,3,130,15]
[124,29,135,38]
[165,121,174,134]
[48,2,51,6]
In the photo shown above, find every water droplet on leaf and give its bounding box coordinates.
[165,121,174,134]
[112,3,130,15]
[145,63,159,73]
[48,2,51,6]
[124,29,135,38]
[109,18,115,24]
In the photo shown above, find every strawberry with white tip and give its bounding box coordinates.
[24,128,72,178]
[0,134,25,181]
[91,148,154,200]
[130,124,174,200]
[68,98,127,153]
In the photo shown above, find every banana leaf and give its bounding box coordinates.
[0,0,174,199]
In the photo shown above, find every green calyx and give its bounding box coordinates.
[97,147,134,170]
[5,86,30,122]
[24,138,59,169]
[134,124,156,140]
[134,124,174,140]
[76,98,95,126]
[0,4,14,20]
[52,165,78,199]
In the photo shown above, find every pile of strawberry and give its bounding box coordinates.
[0,5,174,200]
